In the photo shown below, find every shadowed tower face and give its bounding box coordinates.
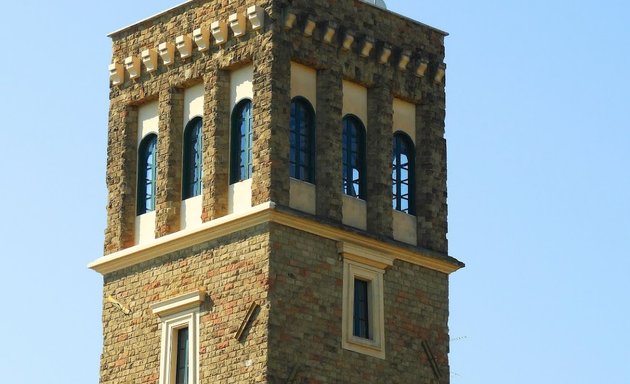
[91,0,463,383]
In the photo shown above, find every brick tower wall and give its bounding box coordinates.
[99,1,454,383]
[104,0,448,256]
[100,225,272,384]
[267,223,450,383]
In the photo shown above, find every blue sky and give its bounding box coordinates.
[0,1,628,383]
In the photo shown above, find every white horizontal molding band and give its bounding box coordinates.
[88,202,461,275]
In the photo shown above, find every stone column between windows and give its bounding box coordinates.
[415,88,448,254]
[315,67,343,222]
[105,102,138,254]
[155,87,185,238]
[366,84,394,237]
[251,35,291,207]
[202,68,230,221]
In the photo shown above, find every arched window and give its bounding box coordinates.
[182,117,203,199]
[342,115,366,199]
[137,134,158,215]
[290,97,315,183]
[392,132,415,214]
[230,99,253,184]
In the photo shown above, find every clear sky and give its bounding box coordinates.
[0,1,628,383]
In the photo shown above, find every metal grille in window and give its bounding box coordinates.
[175,327,189,384]
[137,134,157,215]
[342,115,366,199]
[230,100,253,183]
[290,97,315,183]
[392,132,415,214]
[183,117,203,199]
[353,279,370,339]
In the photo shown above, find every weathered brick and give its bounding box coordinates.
[98,1,458,383]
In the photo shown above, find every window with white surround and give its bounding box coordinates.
[392,131,415,214]
[180,83,204,231]
[289,62,318,215]
[137,134,158,215]
[151,290,206,384]
[341,81,368,230]
[135,101,159,244]
[341,115,366,199]
[182,117,203,200]
[340,242,391,359]
[228,65,254,214]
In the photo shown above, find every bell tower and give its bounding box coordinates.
[91,1,463,383]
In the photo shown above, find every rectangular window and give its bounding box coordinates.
[175,327,189,384]
[151,290,205,384]
[353,279,370,339]
[342,255,386,359]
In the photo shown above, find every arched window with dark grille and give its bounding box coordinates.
[182,117,203,199]
[392,132,415,214]
[230,99,253,184]
[342,115,366,199]
[290,97,315,183]
[137,134,158,215]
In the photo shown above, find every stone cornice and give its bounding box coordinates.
[88,202,463,276]
[107,1,447,39]
[109,4,267,86]
[108,2,447,87]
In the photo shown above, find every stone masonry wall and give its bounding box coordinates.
[104,0,449,256]
[267,223,451,383]
[106,103,139,251]
[104,0,276,254]
[279,0,449,253]
[101,1,454,383]
[100,224,271,384]
[156,87,185,236]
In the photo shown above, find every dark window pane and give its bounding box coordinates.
[342,116,366,199]
[231,100,253,183]
[353,279,370,339]
[392,132,415,214]
[183,118,203,199]
[175,327,189,384]
[290,98,315,182]
[137,134,157,215]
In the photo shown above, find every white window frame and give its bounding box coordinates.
[151,290,205,384]
[340,242,391,360]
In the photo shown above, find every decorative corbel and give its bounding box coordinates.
[415,58,430,77]
[247,5,265,30]
[361,37,375,58]
[108,63,124,85]
[379,45,392,64]
[434,63,446,84]
[193,27,210,51]
[211,21,228,45]
[303,18,317,37]
[158,42,175,65]
[141,49,158,72]
[124,56,141,79]
[398,50,411,71]
[229,12,247,37]
[342,31,354,51]
[284,12,297,30]
[323,21,337,44]
[175,34,193,58]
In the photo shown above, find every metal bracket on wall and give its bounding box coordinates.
[106,295,131,315]
[422,340,442,379]
[234,302,260,342]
